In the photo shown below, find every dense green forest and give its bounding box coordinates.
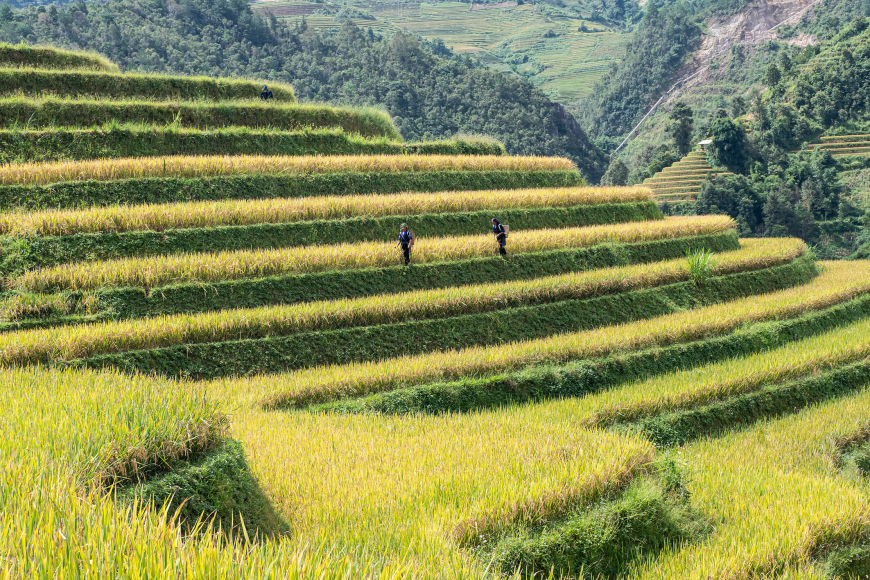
[0,0,607,181]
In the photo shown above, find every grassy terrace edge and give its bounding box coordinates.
[0,128,505,163]
[9,232,740,323]
[0,172,581,211]
[320,274,870,416]
[0,68,295,101]
[63,256,815,379]
[0,202,661,272]
[0,44,117,72]
[0,99,398,138]
[634,360,870,447]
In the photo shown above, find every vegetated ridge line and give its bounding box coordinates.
[612,0,824,155]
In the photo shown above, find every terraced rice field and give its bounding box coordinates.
[643,150,732,203]
[806,134,870,157]
[252,0,630,101]
[806,135,870,209]
[9,44,870,579]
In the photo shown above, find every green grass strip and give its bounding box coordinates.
[322,271,870,416]
[0,68,294,101]
[0,202,660,273]
[0,170,582,211]
[62,256,815,379]
[0,98,397,138]
[0,127,504,164]
[485,474,708,579]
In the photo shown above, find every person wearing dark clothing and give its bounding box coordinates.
[398,223,415,265]
[492,218,507,256]
[260,85,273,100]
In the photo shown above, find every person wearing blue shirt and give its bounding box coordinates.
[398,223,415,265]
[260,85,273,100]
[492,218,507,256]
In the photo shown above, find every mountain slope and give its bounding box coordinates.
[612,0,819,163]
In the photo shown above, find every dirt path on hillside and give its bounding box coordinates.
[614,0,820,153]
[679,0,818,90]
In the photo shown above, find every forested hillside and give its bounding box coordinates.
[0,0,607,181]
[616,5,870,260]
[578,2,701,148]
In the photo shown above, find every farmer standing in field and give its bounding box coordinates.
[398,223,415,265]
[491,218,507,256]
[260,85,273,100]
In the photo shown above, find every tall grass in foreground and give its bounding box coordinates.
[0,366,225,488]
[0,154,576,187]
[0,186,652,236]
[0,365,463,579]
[0,238,802,364]
[242,260,870,408]
[0,363,652,578]
[14,215,734,292]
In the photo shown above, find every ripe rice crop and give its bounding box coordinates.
[0,186,653,236]
[229,403,653,574]
[0,238,801,364]
[0,365,405,578]
[627,386,870,579]
[14,215,734,292]
[250,260,870,408]
[578,314,870,427]
[0,365,651,578]
[0,154,576,187]
[2,365,226,488]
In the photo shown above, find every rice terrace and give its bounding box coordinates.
[4,42,870,580]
